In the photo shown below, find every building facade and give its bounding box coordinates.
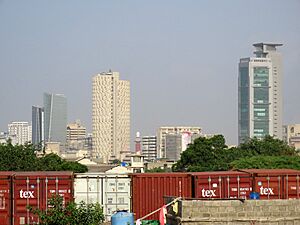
[32,106,44,146]
[43,93,67,145]
[8,122,31,145]
[141,135,157,162]
[66,120,87,151]
[165,132,201,161]
[92,71,130,163]
[238,43,283,144]
[283,124,300,151]
[157,126,202,158]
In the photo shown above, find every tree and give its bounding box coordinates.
[172,135,297,172]
[230,155,300,170]
[29,195,105,225]
[0,142,88,173]
[173,135,230,172]
[238,136,296,156]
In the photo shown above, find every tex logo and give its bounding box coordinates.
[19,189,35,199]
[259,186,274,195]
[201,188,216,197]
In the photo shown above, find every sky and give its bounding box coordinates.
[0,0,299,146]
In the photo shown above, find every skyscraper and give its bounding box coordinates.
[92,71,130,163]
[43,93,67,144]
[238,43,283,144]
[32,106,44,146]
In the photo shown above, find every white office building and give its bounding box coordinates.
[8,122,32,145]
[157,126,201,158]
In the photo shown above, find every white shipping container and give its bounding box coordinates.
[74,173,131,221]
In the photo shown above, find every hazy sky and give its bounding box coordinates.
[0,0,299,145]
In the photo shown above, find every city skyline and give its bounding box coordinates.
[0,1,299,145]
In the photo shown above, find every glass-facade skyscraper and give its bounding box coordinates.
[238,43,283,144]
[32,106,44,146]
[43,93,67,144]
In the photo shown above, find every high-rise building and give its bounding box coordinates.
[141,135,157,162]
[238,43,283,144]
[32,106,44,146]
[157,126,202,158]
[43,93,67,144]
[92,71,130,163]
[8,121,31,145]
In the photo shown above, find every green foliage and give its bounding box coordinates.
[230,155,300,170]
[0,142,38,171]
[0,142,88,173]
[173,135,297,172]
[239,136,296,156]
[29,195,104,225]
[173,135,229,172]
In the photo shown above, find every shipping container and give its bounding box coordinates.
[74,173,131,221]
[0,172,14,225]
[192,171,253,199]
[12,171,74,225]
[240,169,300,199]
[131,173,192,220]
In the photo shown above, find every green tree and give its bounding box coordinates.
[29,195,105,225]
[172,135,297,172]
[230,155,300,170]
[173,135,229,172]
[0,141,38,171]
[238,136,295,156]
[0,142,88,173]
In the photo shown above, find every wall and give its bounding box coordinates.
[178,199,300,225]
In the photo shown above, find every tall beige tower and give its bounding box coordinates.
[92,71,130,163]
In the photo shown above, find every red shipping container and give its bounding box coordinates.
[192,171,253,199]
[12,172,74,225]
[0,172,14,225]
[131,173,192,220]
[240,169,300,199]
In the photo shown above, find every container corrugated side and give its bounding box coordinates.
[74,173,131,221]
[242,169,300,199]
[12,172,74,225]
[131,173,192,220]
[0,172,14,225]
[191,171,252,199]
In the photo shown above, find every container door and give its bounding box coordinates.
[282,174,300,199]
[74,176,103,205]
[104,177,131,221]
[223,175,252,199]
[254,175,283,199]
[0,176,11,225]
[13,177,42,225]
[194,175,224,198]
[43,176,73,210]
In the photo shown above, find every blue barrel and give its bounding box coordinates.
[249,192,260,199]
[111,210,134,225]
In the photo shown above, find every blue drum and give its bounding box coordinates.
[111,210,134,225]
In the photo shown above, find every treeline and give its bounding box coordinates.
[173,135,299,172]
[0,141,88,173]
